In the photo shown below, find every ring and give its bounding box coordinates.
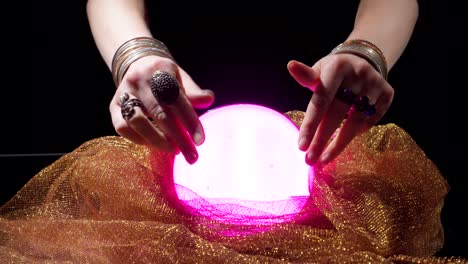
[149,71,180,105]
[120,92,143,120]
[354,95,376,117]
[336,88,376,117]
[336,87,357,105]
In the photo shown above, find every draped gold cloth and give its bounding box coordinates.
[0,111,465,263]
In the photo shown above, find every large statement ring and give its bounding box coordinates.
[335,88,376,117]
[150,71,180,105]
[120,93,143,120]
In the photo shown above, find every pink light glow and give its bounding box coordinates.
[173,104,312,218]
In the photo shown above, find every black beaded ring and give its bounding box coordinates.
[149,71,180,105]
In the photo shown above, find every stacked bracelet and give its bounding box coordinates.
[111,37,175,87]
[330,39,388,80]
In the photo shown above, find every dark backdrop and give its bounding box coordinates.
[1,0,465,258]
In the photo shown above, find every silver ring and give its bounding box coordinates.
[150,71,180,105]
[120,93,143,120]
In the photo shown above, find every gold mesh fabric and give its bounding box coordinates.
[0,111,465,263]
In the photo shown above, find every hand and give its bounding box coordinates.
[287,53,394,165]
[110,56,215,164]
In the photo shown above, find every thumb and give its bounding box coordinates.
[179,69,216,109]
[287,60,320,92]
[187,88,215,109]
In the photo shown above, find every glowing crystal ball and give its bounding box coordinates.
[173,104,311,216]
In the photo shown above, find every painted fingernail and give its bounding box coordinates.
[186,152,198,164]
[298,137,308,151]
[193,131,204,146]
[319,152,330,164]
[306,151,317,165]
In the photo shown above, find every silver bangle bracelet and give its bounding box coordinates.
[112,37,175,87]
[330,39,388,80]
[116,48,174,87]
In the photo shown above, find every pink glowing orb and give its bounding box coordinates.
[173,104,311,216]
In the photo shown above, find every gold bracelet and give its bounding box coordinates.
[111,37,175,87]
[330,39,388,80]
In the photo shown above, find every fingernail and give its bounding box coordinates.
[319,152,330,164]
[306,151,317,165]
[186,152,198,164]
[298,137,307,151]
[193,131,204,146]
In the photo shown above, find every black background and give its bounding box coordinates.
[1,0,466,258]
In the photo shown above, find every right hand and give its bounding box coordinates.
[109,55,215,164]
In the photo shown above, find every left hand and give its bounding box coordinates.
[287,53,394,165]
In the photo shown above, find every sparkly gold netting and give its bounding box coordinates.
[0,111,465,263]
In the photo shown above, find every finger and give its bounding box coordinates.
[110,94,146,145]
[364,82,394,130]
[287,60,320,91]
[180,68,216,109]
[170,93,206,146]
[304,100,351,165]
[297,58,353,155]
[187,89,215,109]
[150,103,198,164]
[146,71,199,164]
[318,107,367,164]
[151,69,204,146]
[319,78,388,164]
[113,92,179,152]
[126,106,179,153]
